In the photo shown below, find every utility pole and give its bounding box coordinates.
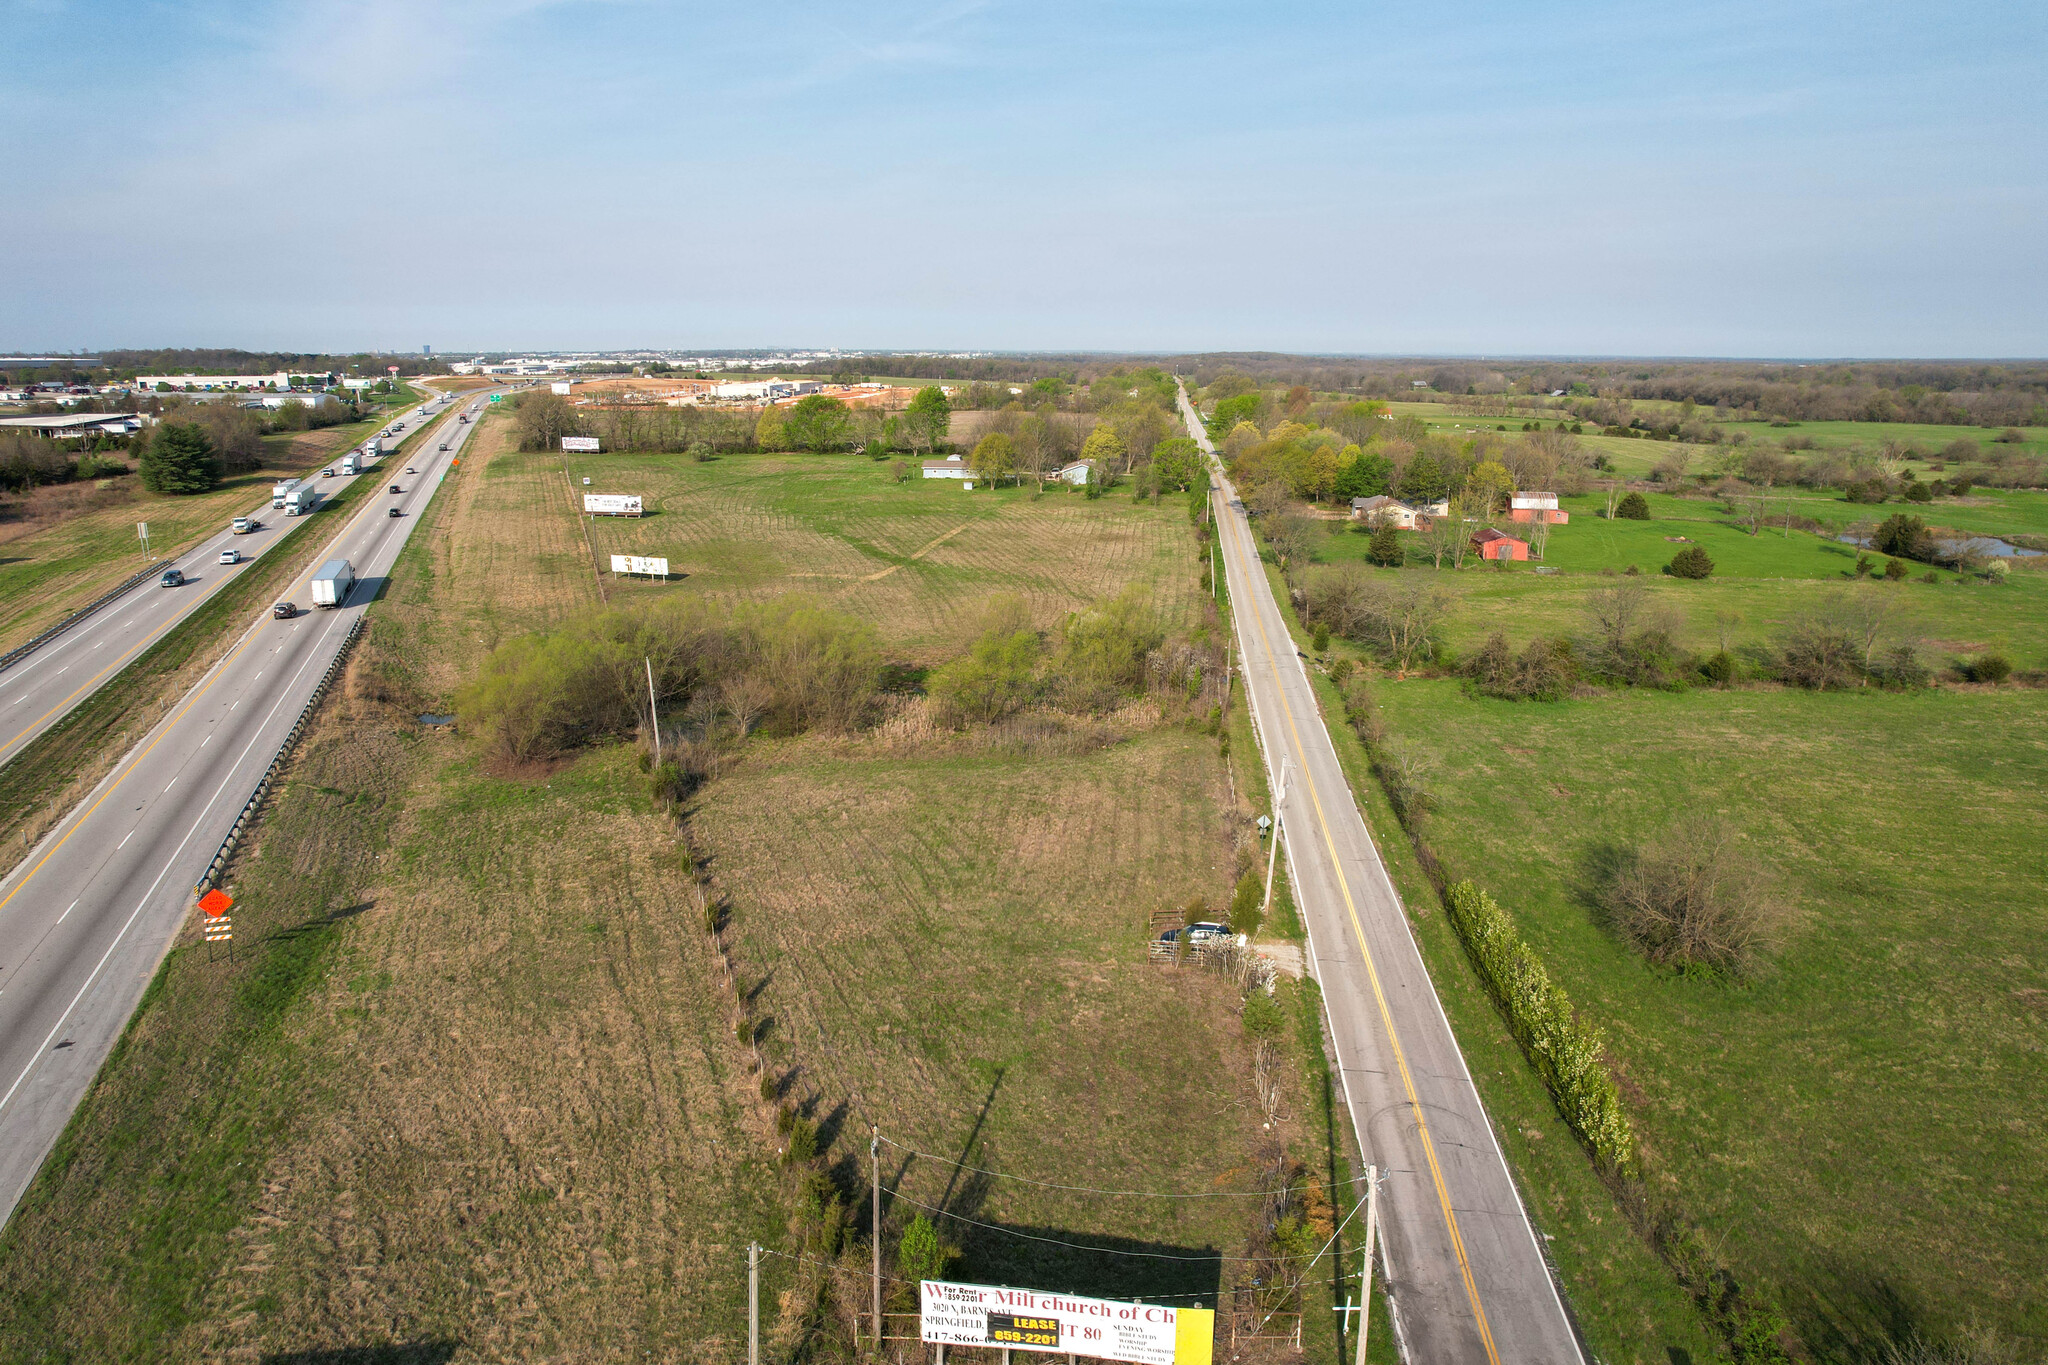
[645,657,661,765]
[872,1125,883,1348]
[748,1242,760,1365]
[1354,1166,1379,1365]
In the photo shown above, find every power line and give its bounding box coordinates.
[878,1134,1366,1200]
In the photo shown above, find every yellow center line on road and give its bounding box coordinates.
[1217,483,1503,1365]
[0,622,264,920]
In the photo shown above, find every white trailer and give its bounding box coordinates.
[284,486,318,516]
[271,476,301,509]
[361,436,384,458]
[341,453,360,475]
[310,558,355,608]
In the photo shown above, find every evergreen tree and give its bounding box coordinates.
[1366,523,1405,567]
[138,421,219,494]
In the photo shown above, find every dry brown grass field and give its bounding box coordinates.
[0,410,1337,1363]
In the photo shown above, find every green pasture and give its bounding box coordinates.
[1367,679,2048,1355]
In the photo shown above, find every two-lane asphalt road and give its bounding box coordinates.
[0,387,451,770]
[0,389,494,1229]
[1178,383,1584,1364]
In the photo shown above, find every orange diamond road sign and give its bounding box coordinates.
[198,888,234,918]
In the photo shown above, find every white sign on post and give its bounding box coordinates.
[609,554,669,578]
[561,436,601,452]
[583,494,643,517]
[919,1281,1197,1365]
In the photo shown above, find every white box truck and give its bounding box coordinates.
[271,476,301,509]
[310,558,355,608]
[284,486,318,516]
[362,436,384,457]
[341,453,360,475]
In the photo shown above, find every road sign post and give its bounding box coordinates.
[137,520,150,560]
[199,888,235,961]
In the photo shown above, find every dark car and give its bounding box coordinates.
[1159,922,1235,946]
[160,568,185,587]
[388,484,402,494]
[388,507,403,517]
[273,601,296,619]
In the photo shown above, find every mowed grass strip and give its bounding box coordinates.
[1371,679,2048,1353]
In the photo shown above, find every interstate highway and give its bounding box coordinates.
[0,387,450,770]
[1179,381,1585,1365]
[0,388,491,1229]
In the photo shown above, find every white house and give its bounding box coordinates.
[1350,494,1421,528]
[1052,459,1094,486]
[922,454,972,481]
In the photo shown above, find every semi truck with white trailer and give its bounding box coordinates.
[284,486,318,516]
[341,453,360,475]
[362,436,384,458]
[271,476,301,509]
[309,558,355,608]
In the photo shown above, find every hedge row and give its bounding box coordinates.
[1443,880,1637,1175]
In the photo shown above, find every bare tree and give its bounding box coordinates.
[1595,819,1778,973]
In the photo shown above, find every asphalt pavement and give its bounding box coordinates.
[0,387,452,770]
[1179,383,1585,1365]
[0,387,497,1230]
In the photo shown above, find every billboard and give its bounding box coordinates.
[583,494,643,516]
[562,436,601,452]
[610,554,670,577]
[920,1281,1210,1365]
[551,381,572,395]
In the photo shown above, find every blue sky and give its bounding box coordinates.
[3,0,2043,356]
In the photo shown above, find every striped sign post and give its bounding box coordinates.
[199,888,234,960]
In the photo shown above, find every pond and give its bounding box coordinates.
[1836,533,2042,558]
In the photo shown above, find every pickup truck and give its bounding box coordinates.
[232,516,258,534]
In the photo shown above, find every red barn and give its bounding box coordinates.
[1507,491,1568,524]
[1472,527,1530,561]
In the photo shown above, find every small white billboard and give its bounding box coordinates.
[561,436,600,452]
[583,493,643,517]
[551,381,572,395]
[609,554,670,578]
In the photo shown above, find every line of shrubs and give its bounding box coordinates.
[1444,881,1639,1174]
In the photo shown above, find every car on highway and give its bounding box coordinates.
[273,601,296,619]
[438,442,449,451]
[405,466,416,473]
[321,467,336,477]
[160,568,185,587]
[218,548,240,565]
[388,483,402,494]
[231,516,257,534]
[1158,921,1235,946]
[388,507,404,517]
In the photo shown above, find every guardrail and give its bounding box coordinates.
[0,563,158,676]
[194,614,365,895]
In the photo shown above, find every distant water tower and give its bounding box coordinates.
[423,344,432,357]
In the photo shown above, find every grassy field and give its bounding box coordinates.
[1362,680,2048,1356]
[0,409,1348,1362]
[560,449,1205,659]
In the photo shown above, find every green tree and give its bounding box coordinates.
[1615,491,1651,520]
[1366,523,1405,567]
[513,391,580,451]
[1465,459,1515,515]
[1872,512,1932,561]
[1207,392,1262,437]
[903,386,951,455]
[1333,447,1393,501]
[785,395,852,452]
[1080,423,1128,474]
[1397,451,1446,503]
[969,431,1016,486]
[137,422,219,494]
[1149,436,1204,491]
[1665,546,1715,579]
[896,1212,953,1283]
[928,624,1039,723]
[754,404,788,451]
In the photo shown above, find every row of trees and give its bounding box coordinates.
[513,387,953,457]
